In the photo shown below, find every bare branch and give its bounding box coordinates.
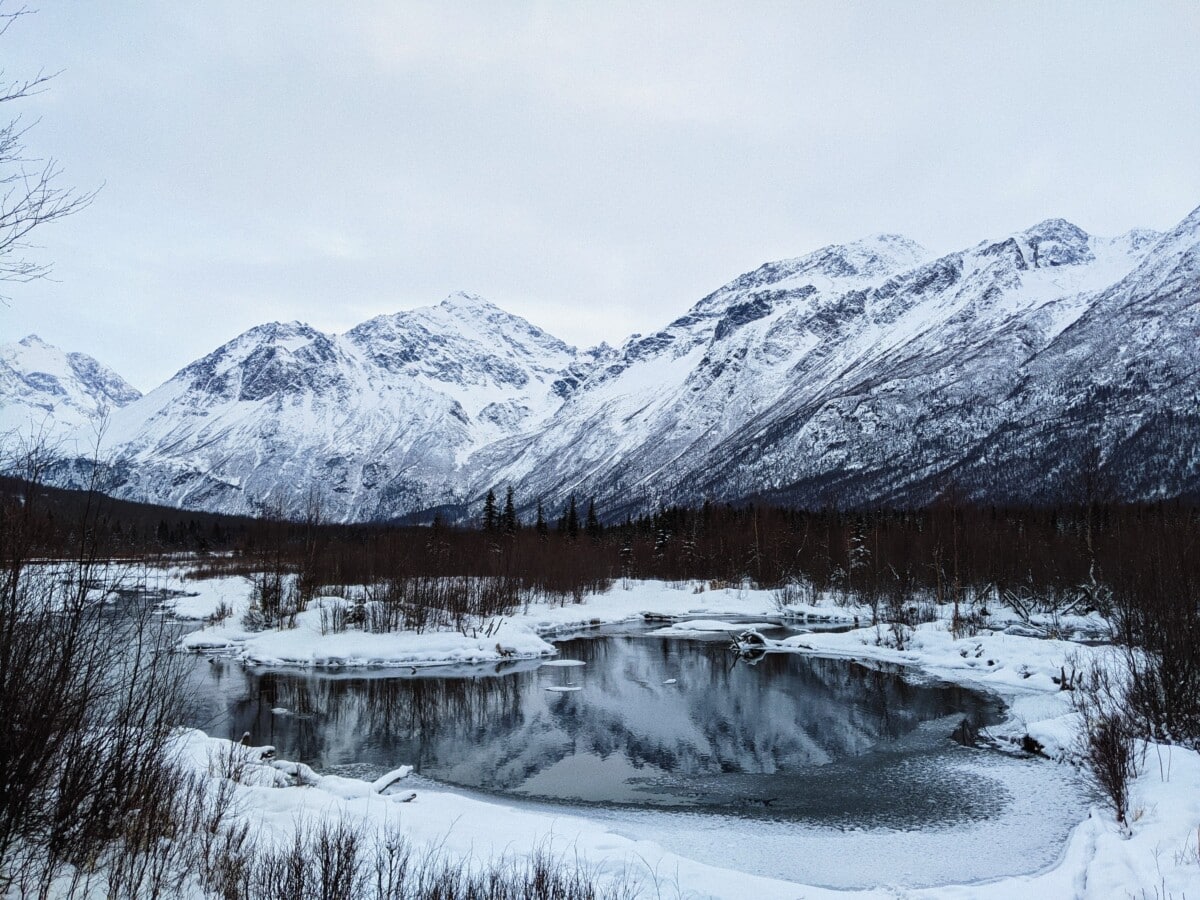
[0,4,93,296]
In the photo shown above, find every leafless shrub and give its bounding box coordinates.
[872,567,935,650]
[205,818,641,900]
[320,599,350,635]
[247,820,367,900]
[1073,656,1141,827]
[772,578,815,612]
[206,599,233,626]
[1110,557,1200,750]
[243,569,284,631]
[357,575,527,636]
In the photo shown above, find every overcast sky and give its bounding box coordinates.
[4,1,1199,391]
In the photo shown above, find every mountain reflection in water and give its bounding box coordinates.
[187,633,1007,826]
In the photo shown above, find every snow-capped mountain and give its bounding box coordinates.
[484,218,1177,513]
[0,335,141,449]
[671,220,1176,509]
[10,204,1200,520]
[78,293,589,519]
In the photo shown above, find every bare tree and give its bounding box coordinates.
[0,3,94,297]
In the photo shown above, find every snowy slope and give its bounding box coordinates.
[489,218,1172,514]
[76,294,593,520]
[684,220,1173,508]
[0,335,141,450]
[943,208,1200,503]
[471,235,932,502]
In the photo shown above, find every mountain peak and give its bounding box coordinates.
[697,233,928,314]
[1020,218,1089,243]
[1,335,141,443]
[439,291,498,313]
[834,233,929,273]
[983,218,1094,269]
[851,232,927,253]
[243,320,322,346]
[792,233,927,279]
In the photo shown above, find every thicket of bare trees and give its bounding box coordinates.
[0,447,194,894]
[1074,524,1200,825]
[147,500,1188,618]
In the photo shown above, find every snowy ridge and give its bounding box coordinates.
[9,204,1200,519]
[0,335,141,449]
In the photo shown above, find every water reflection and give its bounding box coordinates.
[187,634,1004,824]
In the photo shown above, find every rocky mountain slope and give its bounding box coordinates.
[485,217,1180,513]
[9,205,1200,520]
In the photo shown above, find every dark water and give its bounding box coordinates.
[186,631,1010,827]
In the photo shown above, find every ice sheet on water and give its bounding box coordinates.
[584,751,1090,890]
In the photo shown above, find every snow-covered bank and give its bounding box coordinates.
[169,728,813,899]
[170,726,1200,900]
[191,611,557,669]
[174,578,863,669]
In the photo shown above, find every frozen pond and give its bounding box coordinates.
[185,628,1091,887]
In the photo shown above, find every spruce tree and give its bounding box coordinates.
[585,497,602,541]
[535,500,548,540]
[565,495,580,540]
[502,486,518,535]
[483,489,497,532]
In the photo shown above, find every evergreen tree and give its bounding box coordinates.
[653,510,669,558]
[535,500,548,540]
[565,495,580,540]
[483,489,497,532]
[585,497,602,541]
[502,486,518,535]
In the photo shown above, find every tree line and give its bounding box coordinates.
[8,472,1198,613]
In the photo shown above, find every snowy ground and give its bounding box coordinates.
[170,575,867,667]
[156,570,1200,898]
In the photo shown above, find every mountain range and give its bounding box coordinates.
[4,204,1199,521]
